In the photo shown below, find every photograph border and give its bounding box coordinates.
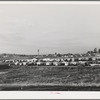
[0,0,100,99]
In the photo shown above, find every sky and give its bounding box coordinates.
[0,3,100,55]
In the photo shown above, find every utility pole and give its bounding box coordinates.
[38,49,39,59]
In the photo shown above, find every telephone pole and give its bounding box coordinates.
[38,49,39,59]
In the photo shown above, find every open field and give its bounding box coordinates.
[0,65,100,91]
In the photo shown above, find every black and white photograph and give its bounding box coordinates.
[0,1,100,92]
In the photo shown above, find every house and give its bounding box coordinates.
[32,58,37,62]
[67,58,71,61]
[61,61,68,66]
[36,61,44,66]
[14,62,19,65]
[72,58,75,61]
[90,64,100,67]
[92,57,96,61]
[43,58,51,61]
[79,61,86,64]
[70,61,77,66]
[19,62,22,66]
[22,62,27,66]
[45,61,53,66]
[53,61,61,66]
[78,57,82,61]
[85,57,89,61]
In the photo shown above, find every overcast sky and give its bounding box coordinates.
[0,4,100,54]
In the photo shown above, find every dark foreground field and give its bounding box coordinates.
[0,65,100,91]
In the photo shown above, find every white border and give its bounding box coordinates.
[0,91,100,99]
[0,1,99,5]
[0,1,100,99]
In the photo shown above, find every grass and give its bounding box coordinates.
[0,65,100,90]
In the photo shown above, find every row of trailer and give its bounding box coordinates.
[3,58,100,67]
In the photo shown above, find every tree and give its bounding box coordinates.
[94,48,97,53]
[98,49,100,53]
[88,58,92,61]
